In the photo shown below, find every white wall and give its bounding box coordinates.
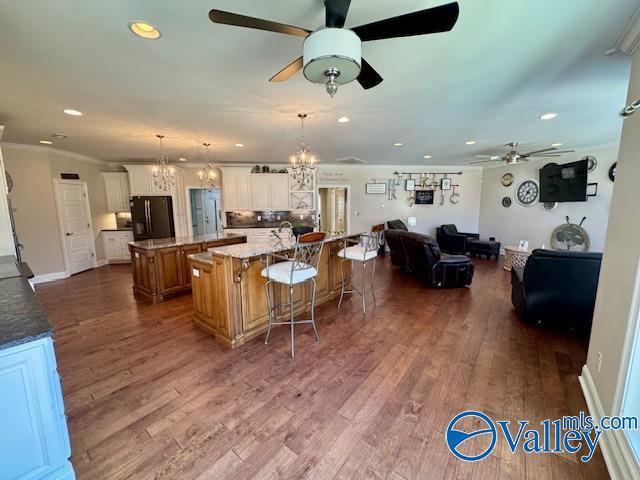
[1,144,119,275]
[316,164,483,236]
[478,146,617,252]
[585,45,640,416]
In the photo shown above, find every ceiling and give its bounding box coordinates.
[0,0,637,165]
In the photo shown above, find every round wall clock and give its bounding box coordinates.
[609,162,617,181]
[502,196,512,207]
[501,173,514,187]
[516,179,539,206]
[582,155,597,173]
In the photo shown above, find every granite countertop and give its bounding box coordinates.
[192,232,360,261]
[0,257,52,351]
[129,232,246,250]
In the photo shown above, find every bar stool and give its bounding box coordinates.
[262,232,326,357]
[338,224,385,314]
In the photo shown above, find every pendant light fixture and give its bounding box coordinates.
[198,142,217,190]
[290,113,316,186]
[152,134,175,192]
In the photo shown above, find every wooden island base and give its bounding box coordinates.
[189,237,353,348]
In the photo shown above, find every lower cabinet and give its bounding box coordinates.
[0,337,75,480]
[103,231,133,263]
[155,245,203,296]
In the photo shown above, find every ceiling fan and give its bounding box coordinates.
[209,0,459,97]
[468,142,575,165]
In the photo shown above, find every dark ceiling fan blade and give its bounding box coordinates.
[352,2,459,42]
[209,10,311,37]
[357,58,383,89]
[269,57,304,82]
[325,0,351,28]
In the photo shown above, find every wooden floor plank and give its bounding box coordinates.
[33,258,609,479]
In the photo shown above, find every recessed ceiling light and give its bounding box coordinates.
[39,140,53,145]
[63,109,82,116]
[491,156,500,160]
[423,155,432,159]
[551,142,563,147]
[178,157,187,162]
[337,116,350,123]
[52,133,68,139]
[393,142,403,147]
[465,140,476,145]
[540,112,557,120]
[234,143,244,148]
[129,21,161,39]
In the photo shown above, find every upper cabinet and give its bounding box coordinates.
[249,173,289,210]
[124,165,176,197]
[288,168,316,210]
[220,167,252,211]
[102,172,130,212]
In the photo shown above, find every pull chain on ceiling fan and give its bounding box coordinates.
[209,0,459,97]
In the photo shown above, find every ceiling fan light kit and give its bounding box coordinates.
[303,28,361,97]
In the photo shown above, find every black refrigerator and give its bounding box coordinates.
[130,196,175,240]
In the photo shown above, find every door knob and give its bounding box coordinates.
[65,232,73,236]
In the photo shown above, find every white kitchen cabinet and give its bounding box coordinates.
[249,173,290,210]
[220,167,252,211]
[124,165,178,197]
[102,172,130,212]
[269,174,290,210]
[0,337,75,480]
[103,230,133,263]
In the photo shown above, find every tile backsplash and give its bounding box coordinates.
[226,211,315,229]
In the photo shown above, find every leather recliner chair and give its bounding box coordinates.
[511,249,602,334]
[384,229,474,288]
[436,224,480,254]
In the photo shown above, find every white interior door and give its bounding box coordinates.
[55,181,94,275]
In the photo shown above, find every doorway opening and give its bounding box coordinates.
[188,188,222,235]
[318,186,349,233]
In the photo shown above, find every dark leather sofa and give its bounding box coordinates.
[385,229,474,288]
[511,249,602,334]
[436,224,480,254]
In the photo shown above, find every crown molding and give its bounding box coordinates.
[614,4,640,55]
[0,142,109,166]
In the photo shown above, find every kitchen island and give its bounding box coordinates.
[129,232,247,303]
[188,233,357,348]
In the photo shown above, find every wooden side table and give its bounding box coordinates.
[503,245,532,271]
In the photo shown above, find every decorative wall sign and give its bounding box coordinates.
[609,163,617,181]
[405,179,416,191]
[415,189,434,204]
[60,173,80,180]
[587,183,598,197]
[501,173,514,187]
[516,179,539,206]
[502,196,512,207]
[365,182,387,194]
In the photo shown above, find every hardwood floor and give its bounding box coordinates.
[35,257,610,479]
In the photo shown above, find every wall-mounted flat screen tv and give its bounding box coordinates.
[539,159,588,202]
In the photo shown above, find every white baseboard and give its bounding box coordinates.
[96,259,108,268]
[29,270,69,287]
[579,365,640,479]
